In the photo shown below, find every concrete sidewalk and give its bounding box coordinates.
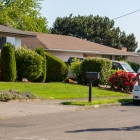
[0,98,133,119]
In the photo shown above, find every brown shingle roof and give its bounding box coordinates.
[0,25,35,37]
[21,37,45,49]
[22,33,138,56]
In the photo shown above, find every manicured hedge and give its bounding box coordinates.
[80,57,112,85]
[1,44,16,81]
[35,47,46,82]
[45,52,68,82]
[15,47,43,81]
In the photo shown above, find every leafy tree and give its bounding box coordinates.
[0,0,50,33]
[1,43,16,81]
[51,14,138,52]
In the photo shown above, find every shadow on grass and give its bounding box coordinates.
[61,98,133,106]
[65,125,140,133]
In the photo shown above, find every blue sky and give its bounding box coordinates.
[40,0,140,51]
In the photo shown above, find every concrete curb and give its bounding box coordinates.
[79,102,134,110]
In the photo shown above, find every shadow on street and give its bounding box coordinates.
[66,125,140,133]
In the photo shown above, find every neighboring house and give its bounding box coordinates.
[21,32,138,62]
[128,54,140,65]
[0,24,35,49]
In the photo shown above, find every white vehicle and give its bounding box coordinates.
[132,82,140,105]
[112,61,136,74]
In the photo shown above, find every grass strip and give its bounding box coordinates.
[61,98,133,106]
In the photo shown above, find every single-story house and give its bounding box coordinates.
[128,54,140,65]
[21,32,138,62]
[1,24,139,65]
[0,24,35,49]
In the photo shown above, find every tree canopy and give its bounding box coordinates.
[51,14,138,52]
[0,0,50,33]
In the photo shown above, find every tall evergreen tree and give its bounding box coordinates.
[51,14,138,52]
[1,43,16,81]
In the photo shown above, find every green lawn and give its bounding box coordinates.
[0,82,131,99]
[62,98,133,106]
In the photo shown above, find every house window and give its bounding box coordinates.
[0,37,6,49]
[102,55,112,60]
[115,55,125,61]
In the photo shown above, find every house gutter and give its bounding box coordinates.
[0,32,36,38]
[44,48,139,57]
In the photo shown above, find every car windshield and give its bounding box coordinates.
[121,63,135,72]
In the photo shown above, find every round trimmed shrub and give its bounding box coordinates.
[45,52,68,82]
[15,47,43,81]
[35,47,46,82]
[1,44,16,81]
[80,57,112,85]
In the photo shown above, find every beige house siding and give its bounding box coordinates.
[45,48,129,62]
[45,49,105,62]
[45,50,84,62]
[128,55,140,65]
[45,50,103,62]
[83,53,101,58]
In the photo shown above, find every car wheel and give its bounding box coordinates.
[133,99,140,105]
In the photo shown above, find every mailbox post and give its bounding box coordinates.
[86,72,100,102]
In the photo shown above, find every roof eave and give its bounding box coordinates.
[0,32,36,38]
[44,48,139,56]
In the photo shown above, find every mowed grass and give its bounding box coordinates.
[0,82,131,99]
[62,98,133,106]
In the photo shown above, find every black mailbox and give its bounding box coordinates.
[86,72,100,79]
[86,72,100,102]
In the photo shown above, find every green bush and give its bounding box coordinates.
[108,70,136,92]
[80,57,112,85]
[45,52,68,82]
[35,47,46,82]
[108,69,117,76]
[1,44,16,81]
[69,58,83,82]
[15,47,43,81]
[107,69,117,86]
[126,61,139,72]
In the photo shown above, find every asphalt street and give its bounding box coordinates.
[0,100,140,140]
